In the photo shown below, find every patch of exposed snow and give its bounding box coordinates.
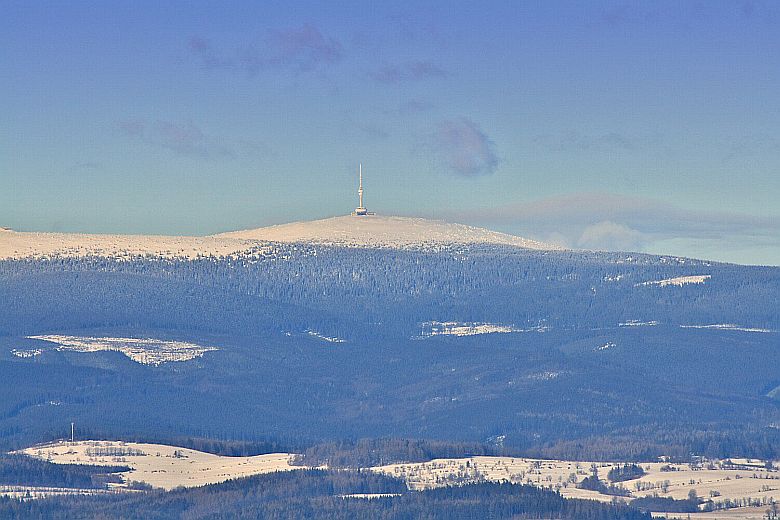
[526,371,563,381]
[636,275,710,287]
[11,348,42,358]
[619,320,659,327]
[338,493,403,499]
[418,321,521,338]
[305,330,346,343]
[0,484,113,500]
[487,434,506,447]
[679,324,775,333]
[603,274,625,282]
[594,342,616,352]
[26,335,218,365]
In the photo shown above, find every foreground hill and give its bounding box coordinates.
[17,439,777,511]
[0,468,651,519]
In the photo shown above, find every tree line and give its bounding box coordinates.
[0,469,652,519]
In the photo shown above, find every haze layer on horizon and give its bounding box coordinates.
[2,1,779,265]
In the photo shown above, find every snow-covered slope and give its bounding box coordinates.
[637,275,711,287]
[216,215,558,250]
[0,216,558,259]
[0,228,255,260]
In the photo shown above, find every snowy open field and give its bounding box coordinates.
[9,441,779,518]
[371,456,779,518]
[20,335,218,366]
[654,507,774,519]
[17,441,299,491]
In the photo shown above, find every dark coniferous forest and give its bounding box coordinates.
[0,245,777,457]
[0,243,778,517]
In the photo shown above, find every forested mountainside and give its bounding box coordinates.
[0,245,777,337]
[0,243,778,459]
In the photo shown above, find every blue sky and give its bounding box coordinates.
[2,1,779,265]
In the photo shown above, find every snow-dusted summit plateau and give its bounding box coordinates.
[217,215,556,250]
[0,216,558,259]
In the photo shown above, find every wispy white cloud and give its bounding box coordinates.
[577,221,646,251]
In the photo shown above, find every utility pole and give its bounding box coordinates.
[71,422,74,443]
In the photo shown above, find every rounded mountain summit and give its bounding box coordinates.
[0,215,559,260]
[217,215,555,250]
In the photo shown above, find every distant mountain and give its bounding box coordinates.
[0,216,778,462]
[0,215,560,259]
[0,215,558,260]
[217,215,559,250]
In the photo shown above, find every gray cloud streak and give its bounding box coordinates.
[431,118,499,177]
[397,99,433,115]
[371,60,447,83]
[449,193,780,253]
[118,120,233,158]
[189,25,342,76]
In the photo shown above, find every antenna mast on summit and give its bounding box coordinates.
[352,163,373,216]
[359,163,364,209]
